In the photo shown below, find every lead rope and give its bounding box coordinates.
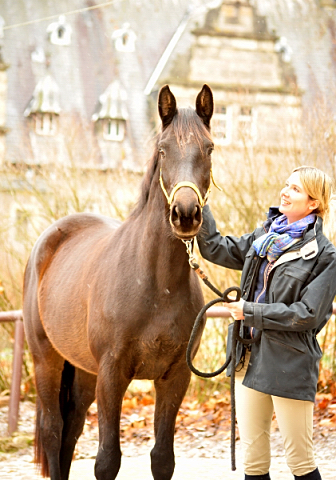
[183,239,261,471]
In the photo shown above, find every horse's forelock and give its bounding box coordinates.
[172,107,213,153]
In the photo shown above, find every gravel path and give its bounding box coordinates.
[0,401,335,479]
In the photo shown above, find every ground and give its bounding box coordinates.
[0,389,335,479]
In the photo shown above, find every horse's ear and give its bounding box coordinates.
[196,84,213,129]
[158,85,177,129]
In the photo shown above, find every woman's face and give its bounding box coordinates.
[279,171,319,224]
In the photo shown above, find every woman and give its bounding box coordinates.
[196,166,336,480]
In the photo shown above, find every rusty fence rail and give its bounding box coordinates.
[0,310,25,435]
[1,303,336,435]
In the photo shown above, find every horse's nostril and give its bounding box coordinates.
[194,205,202,225]
[171,205,180,226]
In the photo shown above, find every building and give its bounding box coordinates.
[0,0,197,170]
[0,0,336,172]
[149,1,302,158]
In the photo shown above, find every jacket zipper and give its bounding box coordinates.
[255,261,275,303]
[250,261,275,338]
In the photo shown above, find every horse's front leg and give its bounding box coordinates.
[151,361,191,480]
[94,358,130,480]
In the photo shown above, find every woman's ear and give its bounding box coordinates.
[309,200,320,211]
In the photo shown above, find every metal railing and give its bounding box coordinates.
[1,303,336,434]
[0,310,25,435]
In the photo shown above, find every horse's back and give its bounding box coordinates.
[28,213,121,278]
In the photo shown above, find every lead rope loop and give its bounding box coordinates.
[183,239,261,471]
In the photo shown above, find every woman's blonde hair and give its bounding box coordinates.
[292,165,333,219]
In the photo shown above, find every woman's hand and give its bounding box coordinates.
[223,298,245,321]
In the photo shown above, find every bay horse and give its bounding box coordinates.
[23,84,214,480]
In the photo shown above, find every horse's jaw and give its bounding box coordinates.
[170,229,201,241]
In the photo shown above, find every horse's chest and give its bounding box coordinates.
[90,280,203,379]
[131,317,192,379]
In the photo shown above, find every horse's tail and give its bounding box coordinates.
[34,397,49,477]
[34,361,75,477]
[59,360,76,421]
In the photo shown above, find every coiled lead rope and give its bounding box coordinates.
[183,240,261,471]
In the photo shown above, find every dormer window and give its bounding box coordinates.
[104,119,125,141]
[35,113,57,136]
[58,26,65,39]
[275,36,293,63]
[111,23,137,52]
[47,15,72,46]
[92,80,128,142]
[122,33,129,46]
[24,75,61,136]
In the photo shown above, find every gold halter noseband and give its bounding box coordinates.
[159,168,221,208]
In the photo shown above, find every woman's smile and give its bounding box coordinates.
[279,171,318,223]
[280,198,290,206]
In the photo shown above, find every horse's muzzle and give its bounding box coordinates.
[169,189,203,239]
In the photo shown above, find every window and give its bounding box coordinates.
[238,106,257,144]
[212,105,232,145]
[224,4,240,24]
[112,24,137,52]
[47,15,72,46]
[14,208,30,242]
[122,33,129,46]
[35,113,57,136]
[103,119,125,141]
[58,26,65,39]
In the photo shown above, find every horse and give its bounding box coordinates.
[22,84,215,480]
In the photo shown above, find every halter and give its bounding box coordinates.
[159,168,221,208]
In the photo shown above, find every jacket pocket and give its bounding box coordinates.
[264,330,307,354]
[283,265,311,283]
[271,264,312,304]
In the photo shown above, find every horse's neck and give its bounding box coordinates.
[134,188,191,287]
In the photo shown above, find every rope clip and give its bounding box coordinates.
[182,239,196,268]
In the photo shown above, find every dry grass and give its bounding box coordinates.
[0,104,336,398]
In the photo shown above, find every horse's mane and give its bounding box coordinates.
[130,107,212,218]
[130,145,160,218]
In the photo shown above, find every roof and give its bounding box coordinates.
[1,0,336,166]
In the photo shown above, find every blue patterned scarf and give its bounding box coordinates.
[252,214,316,262]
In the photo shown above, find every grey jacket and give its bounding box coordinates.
[197,205,336,401]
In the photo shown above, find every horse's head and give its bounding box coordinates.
[158,84,214,240]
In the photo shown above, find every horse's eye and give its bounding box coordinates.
[159,148,166,157]
[207,146,214,156]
